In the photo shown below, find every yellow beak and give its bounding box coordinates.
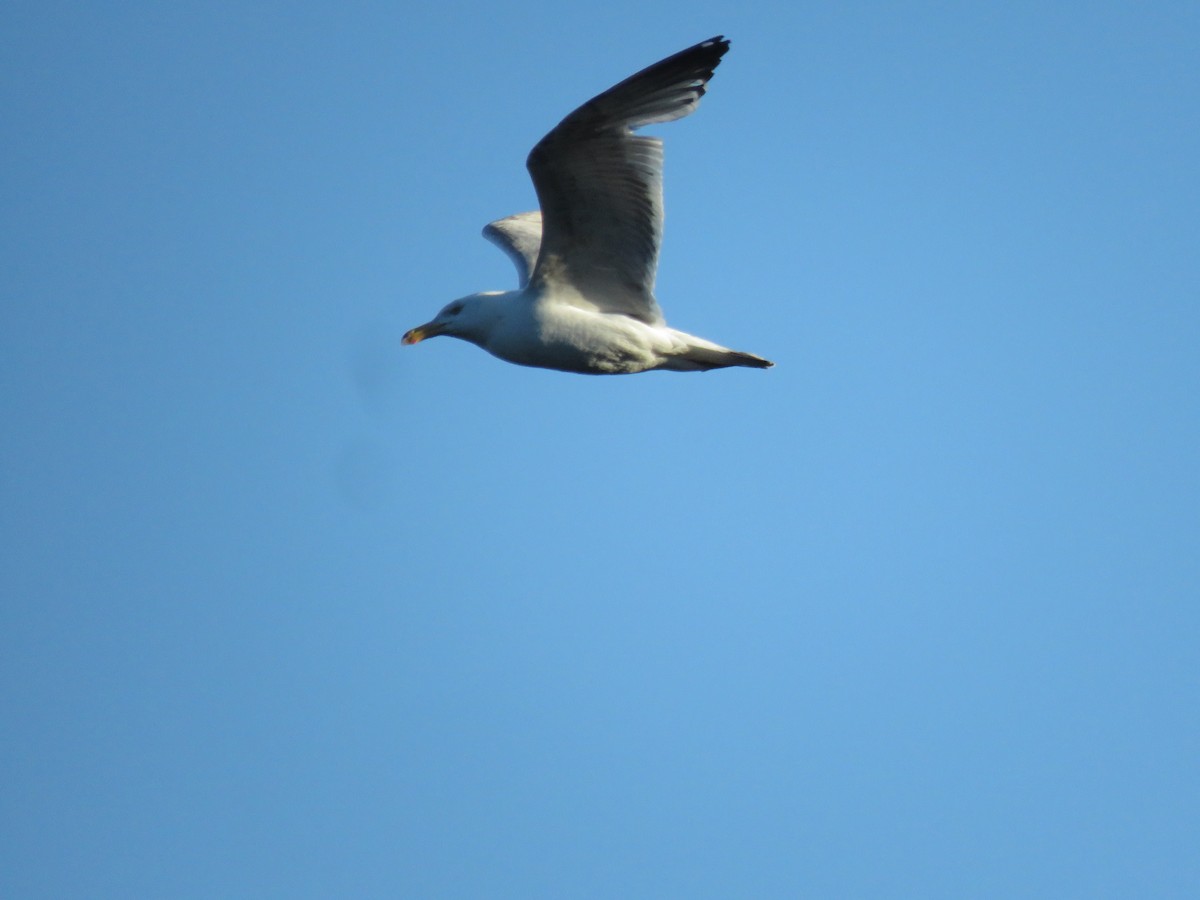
[402,322,440,345]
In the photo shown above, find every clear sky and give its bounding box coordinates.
[2,2,1197,897]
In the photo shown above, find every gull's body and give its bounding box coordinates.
[403,36,772,374]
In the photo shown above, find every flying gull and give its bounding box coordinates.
[403,36,772,374]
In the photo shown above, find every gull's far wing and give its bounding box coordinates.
[482,211,542,289]
[525,36,729,325]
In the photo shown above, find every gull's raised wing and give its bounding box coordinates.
[525,36,729,325]
[482,211,542,289]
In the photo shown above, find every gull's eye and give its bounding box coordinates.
[446,303,464,316]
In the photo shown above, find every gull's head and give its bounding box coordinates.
[402,293,502,347]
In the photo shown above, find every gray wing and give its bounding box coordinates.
[525,36,730,325]
[482,211,542,289]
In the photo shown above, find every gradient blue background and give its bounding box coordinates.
[3,2,1197,896]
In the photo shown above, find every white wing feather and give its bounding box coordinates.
[482,212,542,289]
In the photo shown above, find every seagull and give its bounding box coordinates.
[402,36,772,374]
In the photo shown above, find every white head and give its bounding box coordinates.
[402,292,505,349]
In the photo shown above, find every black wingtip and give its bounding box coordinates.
[685,35,730,65]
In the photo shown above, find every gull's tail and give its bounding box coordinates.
[665,342,774,372]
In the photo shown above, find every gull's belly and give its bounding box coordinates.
[485,304,662,374]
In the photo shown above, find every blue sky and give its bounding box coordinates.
[2,1,1197,896]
